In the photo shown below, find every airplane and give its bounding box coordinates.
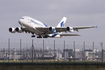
[9,16,97,38]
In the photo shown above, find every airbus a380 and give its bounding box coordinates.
[9,16,96,38]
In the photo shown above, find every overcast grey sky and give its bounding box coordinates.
[0,0,105,44]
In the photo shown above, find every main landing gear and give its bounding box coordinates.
[31,33,35,37]
[43,35,48,38]
[37,35,42,38]
[31,34,48,38]
[31,34,35,37]
[31,35,42,38]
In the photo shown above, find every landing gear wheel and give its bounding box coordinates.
[31,35,35,37]
[37,35,42,38]
[43,35,48,38]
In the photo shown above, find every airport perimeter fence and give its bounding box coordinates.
[0,38,105,63]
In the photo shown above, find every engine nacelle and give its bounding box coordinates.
[48,27,56,32]
[15,27,23,33]
[66,27,73,32]
[9,27,16,33]
[49,27,52,31]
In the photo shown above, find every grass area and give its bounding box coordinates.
[0,60,56,63]
[0,66,105,70]
[0,60,104,70]
[0,60,102,63]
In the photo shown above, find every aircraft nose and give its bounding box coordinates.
[18,19,23,25]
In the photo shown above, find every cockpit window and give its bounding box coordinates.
[21,18,24,19]
[20,17,24,19]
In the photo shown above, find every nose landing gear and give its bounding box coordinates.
[31,32,35,37]
[43,35,48,38]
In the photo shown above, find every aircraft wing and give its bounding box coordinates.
[36,26,96,34]
[36,27,67,34]
[60,34,80,36]
[21,28,33,33]
[73,26,97,31]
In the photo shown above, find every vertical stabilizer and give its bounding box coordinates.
[57,17,67,27]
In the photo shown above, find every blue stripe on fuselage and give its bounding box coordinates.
[43,23,49,27]
[30,20,43,26]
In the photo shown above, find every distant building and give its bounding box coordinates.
[63,48,102,61]
[0,48,104,61]
[96,50,105,60]
[63,49,74,60]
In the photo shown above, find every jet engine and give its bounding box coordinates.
[48,27,56,32]
[66,27,74,32]
[15,27,23,33]
[9,27,16,33]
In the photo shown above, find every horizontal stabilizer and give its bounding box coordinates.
[60,34,80,36]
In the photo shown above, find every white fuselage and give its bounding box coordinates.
[18,16,46,35]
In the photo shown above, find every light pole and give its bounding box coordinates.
[32,39,34,63]
[93,42,94,60]
[100,42,104,63]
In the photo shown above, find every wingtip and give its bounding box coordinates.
[77,34,80,36]
[92,26,97,28]
[73,34,80,36]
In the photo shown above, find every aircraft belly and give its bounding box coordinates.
[23,23,44,35]
[34,29,44,35]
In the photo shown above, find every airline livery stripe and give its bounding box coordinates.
[31,20,43,26]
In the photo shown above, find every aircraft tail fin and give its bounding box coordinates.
[57,17,67,27]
